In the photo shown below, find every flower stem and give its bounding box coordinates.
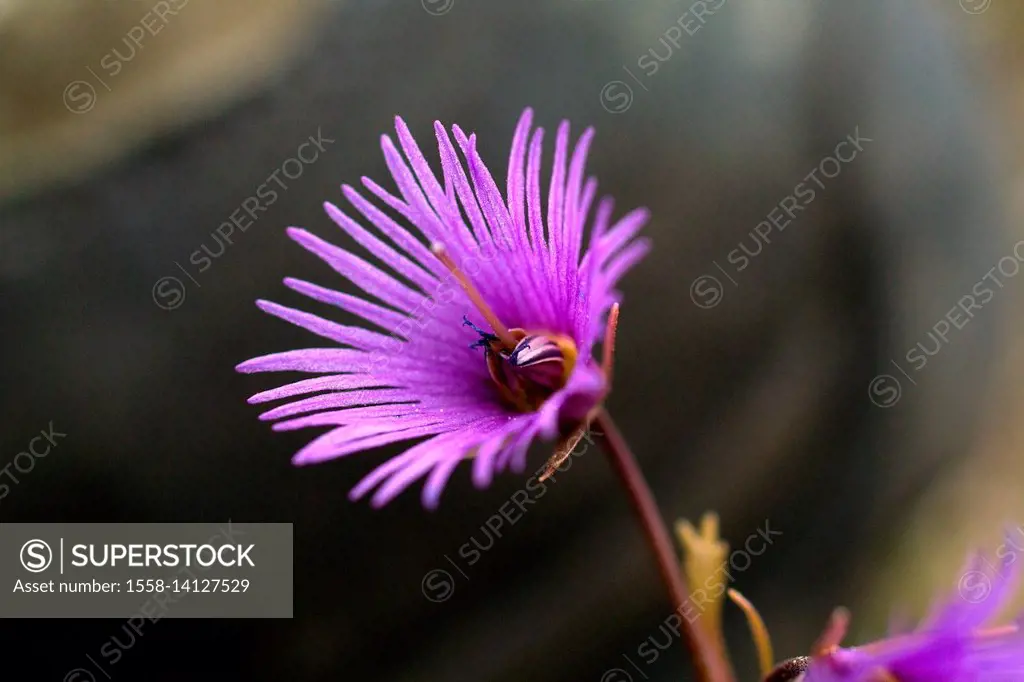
[595,409,735,682]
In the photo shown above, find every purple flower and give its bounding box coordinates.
[236,108,650,508]
[801,544,1024,682]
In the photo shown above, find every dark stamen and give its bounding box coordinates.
[464,315,499,352]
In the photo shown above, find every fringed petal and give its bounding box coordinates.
[238,108,649,507]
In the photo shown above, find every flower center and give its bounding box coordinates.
[431,243,579,413]
[464,318,577,412]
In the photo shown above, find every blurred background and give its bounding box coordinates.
[1,0,1023,680]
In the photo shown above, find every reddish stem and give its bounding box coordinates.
[595,409,736,682]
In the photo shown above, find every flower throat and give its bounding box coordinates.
[432,244,577,412]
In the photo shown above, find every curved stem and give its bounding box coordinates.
[595,409,735,682]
